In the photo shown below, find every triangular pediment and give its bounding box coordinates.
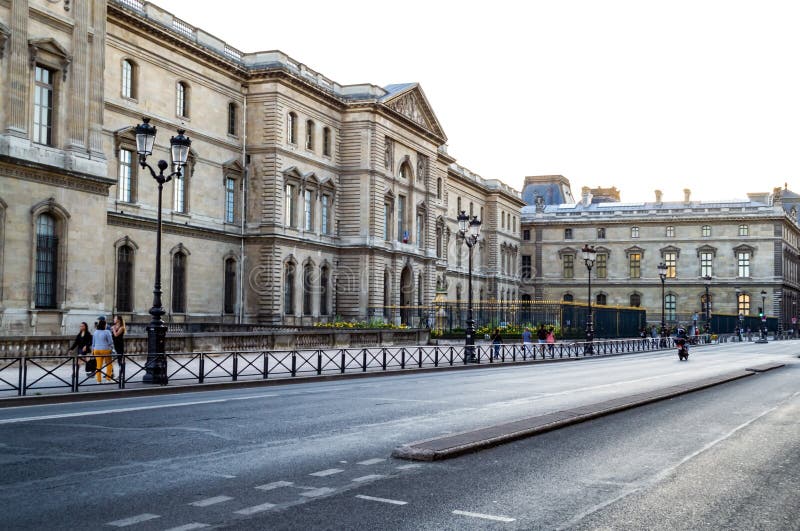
[380,84,446,141]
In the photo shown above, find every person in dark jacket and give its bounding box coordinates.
[112,315,126,371]
[491,328,503,359]
[69,322,93,363]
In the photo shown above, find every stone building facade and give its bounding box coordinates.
[0,0,522,335]
[520,176,800,331]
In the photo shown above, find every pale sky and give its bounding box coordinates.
[153,0,800,203]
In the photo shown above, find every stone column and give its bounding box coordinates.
[5,0,29,136]
[88,0,107,157]
[67,0,89,150]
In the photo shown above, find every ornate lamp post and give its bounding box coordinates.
[703,275,712,334]
[735,287,743,341]
[457,211,481,362]
[135,117,191,384]
[760,289,768,342]
[658,262,667,345]
[582,244,597,354]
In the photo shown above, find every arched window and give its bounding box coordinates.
[284,262,296,315]
[303,262,314,315]
[305,119,314,150]
[176,81,189,117]
[630,293,641,307]
[320,266,330,316]
[322,127,332,156]
[287,112,297,144]
[171,252,187,313]
[122,59,136,99]
[35,214,58,308]
[223,258,236,314]
[227,102,238,136]
[116,245,134,312]
[563,294,573,302]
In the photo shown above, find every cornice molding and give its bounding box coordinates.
[107,211,241,244]
[0,155,114,195]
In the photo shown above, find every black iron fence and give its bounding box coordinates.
[0,337,687,397]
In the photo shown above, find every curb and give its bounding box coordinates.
[392,362,785,461]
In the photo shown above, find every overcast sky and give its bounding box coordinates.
[153,0,800,203]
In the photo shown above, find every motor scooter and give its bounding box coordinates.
[676,337,689,361]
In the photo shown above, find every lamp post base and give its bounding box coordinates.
[465,318,477,363]
[144,322,169,385]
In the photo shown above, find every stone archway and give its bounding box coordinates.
[400,265,414,325]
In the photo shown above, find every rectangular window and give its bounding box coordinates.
[33,66,54,146]
[416,213,424,249]
[666,226,675,237]
[563,254,574,278]
[597,228,606,239]
[174,174,186,213]
[664,252,677,278]
[737,251,750,277]
[702,225,711,237]
[631,226,639,238]
[629,252,641,278]
[739,224,749,236]
[665,294,676,321]
[700,252,713,277]
[523,229,530,241]
[176,82,186,117]
[118,148,134,202]
[225,177,235,223]
[285,184,296,227]
[521,255,531,279]
[227,103,237,136]
[35,232,58,308]
[116,246,133,312]
[223,259,236,314]
[323,127,331,156]
[305,120,314,150]
[397,195,406,242]
[304,189,313,231]
[384,203,391,240]
[738,294,751,315]
[321,195,330,235]
[596,254,607,279]
[564,228,573,240]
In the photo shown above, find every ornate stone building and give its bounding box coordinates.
[0,0,522,335]
[520,176,800,331]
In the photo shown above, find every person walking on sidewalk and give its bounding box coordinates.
[69,322,92,368]
[491,328,503,359]
[112,315,126,373]
[522,328,533,357]
[91,316,115,382]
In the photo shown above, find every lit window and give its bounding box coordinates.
[629,252,641,278]
[118,148,134,203]
[664,252,677,278]
[737,293,750,315]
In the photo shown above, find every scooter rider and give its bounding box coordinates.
[676,325,689,354]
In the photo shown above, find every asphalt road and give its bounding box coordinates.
[0,341,798,530]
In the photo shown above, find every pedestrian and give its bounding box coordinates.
[112,315,126,373]
[491,327,503,359]
[546,327,555,356]
[69,322,93,369]
[522,327,533,357]
[91,316,115,382]
[537,323,547,356]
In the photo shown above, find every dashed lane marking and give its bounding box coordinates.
[163,524,210,531]
[299,487,336,498]
[309,468,344,477]
[188,495,233,507]
[452,510,515,523]
[355,494,408,506]
[107,513,161,527]
[255,481,293,491]
[396,464,422,470]
[352,474,386,483]
[233,502,276,515]
[356,458,386,465]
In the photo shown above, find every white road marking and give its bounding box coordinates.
[164,524,209,531]
[299,487,336,498]
[255,480,293,491]
[352,474,385,482]
[188,495,233,507]
[355,494,408,506]
[396,464,421,470]
[234,502,276,515]
[356,458,386,465]
[453,510,515,522]
[0,395,276,425]
[309,468,343,477]
[107,513,161,527]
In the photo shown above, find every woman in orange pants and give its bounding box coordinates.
[91,316,115,382]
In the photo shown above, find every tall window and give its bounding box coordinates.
[176,81,188,117]
[521,255,531,279]
[738,293,751,315]
[523,229,531,241]
[171,252,186,313]
[303,262,313,315]
[223,258,236,314]
[320,266,330,316]
[631,226,640,238]
[700,252,713,277]
[416,212,424,249]
[666,226,675,237]
[384,202,392,240]
[563,254,574,278]
[383,269,391,320]
[287,112,297,144]
[630,294,641,307]
[629,252,641,278]
[116,245,134,312]
[397,195,406,242]
[701,225,711,237]
[737,251,751,277]
[174,174,187,213]
[118,148,134,202]
[33,66,54,146]
[596,254,607,278]
[564,228,573,240]
[664,252,677,278]
[225,177,236,223]
[436,178,442,199]
[227,103,237,136]
[285,183,296,227]
[739,224,749,236]
[303,189,313,231]
[35,214,58,308]
[597,228,606,239]
[305,120,314,150]
[284,262,295,315]
[122,59,135,99]
[321,195,330,235]
[665,294,677,321]
[322,127,331,156]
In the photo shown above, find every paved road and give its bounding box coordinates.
[0,341,797,530]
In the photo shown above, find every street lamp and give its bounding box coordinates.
[135,117,191,384]
[582,244,597,354]
[457,211,481,362]
[760,289,768,342]
[735,287,743,341]
[658,262,667,345]
[703,275,712,334]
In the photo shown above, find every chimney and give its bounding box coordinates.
[581,186,592,207]
[655,190,663,204]
[683,188,691,204]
